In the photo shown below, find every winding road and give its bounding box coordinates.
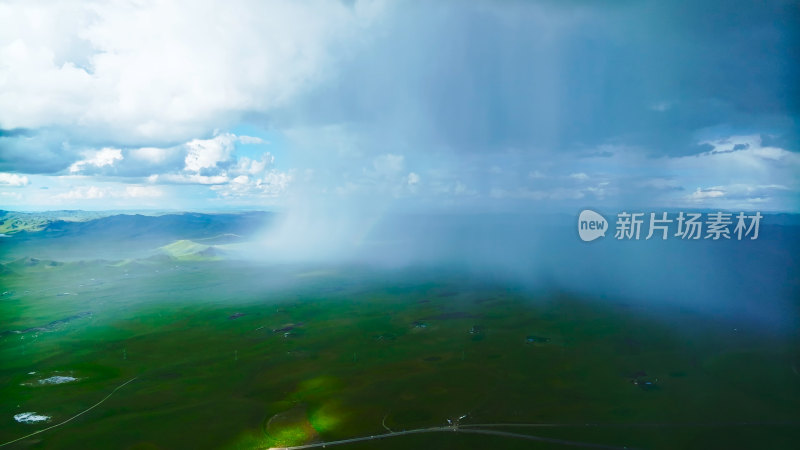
[268,425,632,450]
[269,419,800,450]
[0,377,138,448]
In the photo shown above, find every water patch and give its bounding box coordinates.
[526,335,551,343]
[422,312,479,320]
[20,370,81,387]
[14,412,50,423]
[39,376,77,385]
[0,311,92,337]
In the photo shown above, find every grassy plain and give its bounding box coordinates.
[1,256,799,449]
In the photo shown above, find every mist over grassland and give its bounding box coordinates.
[256,208,800,332]
[2,209,798,332]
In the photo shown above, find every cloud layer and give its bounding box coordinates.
[0,0,797,212]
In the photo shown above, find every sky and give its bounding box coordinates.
[0,0,798,213]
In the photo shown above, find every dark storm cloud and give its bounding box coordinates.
[0,128,77,173]
[275,0,798,157]
[0,128,34,138]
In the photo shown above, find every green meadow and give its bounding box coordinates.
[1,257,798,449]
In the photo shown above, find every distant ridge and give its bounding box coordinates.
[0,211,273,261]
[10,211,272,241]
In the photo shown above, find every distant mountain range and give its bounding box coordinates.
[13,211,270,239]
[0,211,274,261]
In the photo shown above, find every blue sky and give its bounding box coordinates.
[0,0,798,212]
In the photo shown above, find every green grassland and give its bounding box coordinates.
[0,211,115,235]
[1,256,799,449]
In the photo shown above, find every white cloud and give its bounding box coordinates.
[211,170,292,198]
[184,134,236,173]
[55,184,163,200]
[56,185,107,200]
[182,133,270,174]
[129,146,176,164]
[700,135,761,154]
[232,175,249,185]
[231,153,274,176]
[150,173,230,185]
[569,172,589,181]
[329,153,427,198]
[260,171,292,193]
[238,136,266,145]
[119,132,287,202]
[685,183,792,207]
[0,172,30,186]
[0,0,387,143]
[68,147,123,173]
[687,187,725,202]
[674,136,800,183]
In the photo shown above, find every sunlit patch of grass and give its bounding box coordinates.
[226,430,271,450]
[263,405,319,448]
[308,401,345,434]
[294,376,340,395]
[290,375,343,403]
